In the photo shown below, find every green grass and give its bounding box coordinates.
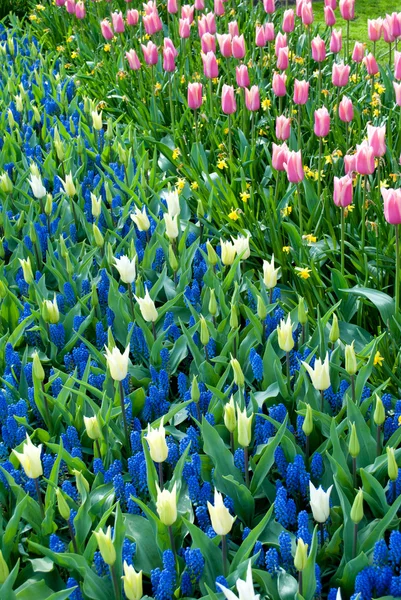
[313,0,400,58]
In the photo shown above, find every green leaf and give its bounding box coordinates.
[251,415,288,495]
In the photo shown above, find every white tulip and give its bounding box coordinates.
[302,353,330,391]
[164,213,179,240]
[231,234,251,260]
[217,561,260,600]
[104,344,130,381]
[309,481,333,523]
[263,255,279,289]
[220,239,236,266]
[164,189,180,217]
[29,174,47,199]
[134,288,158,322]
[59,172,77,197]
[114,255,137,284]
[13,434,43,479]
[130,206,150,231]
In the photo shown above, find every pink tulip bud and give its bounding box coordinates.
[264,22,275,42]
[217,33,232,58]
[352,42,364,63]
[363,53,379,75]
[296,0,305,18]
[355,142,375,175]
[394,82,401,106]
[293,79,309,105]
[245,86,260,111]
[56,0,66,6]
[272,73,287,97]
[201,51,218,78]
[232,35,246,59]
[255,25,266,47]
[277,46,289,70]
[188,82,203,109]
[301,2,314,26]
[344,154,356,175]
[383,18,396,44]
[367,124,386,157]
[332,62,350,86]
[276,115,291,140]
[236,64,250,88]
[284,150,304,183]
[382,188,401,224]
[181,4,195,23]
[368,18,382,42]
[144,12,162,35]
[194,0,205,9]
[339,0,355,21]
[263,0,275,15]
[75,1,85,19]
[201,33,216,53]
[330,29,342,53]
[163,47,176,72]
[198,15,208,37]
[167,0,178,14]
[324,0,336,9]
[222,84,236,114]
[282,9,295,33]
[311,35,326,62]
[179,18,190,38]
[272,142,289,171]
[112,11,125,33]
[141,41,158,65]
[66,0,76,14]
[127,9,139,25]
[275,32,287,56]
[214,0,225,16]
[314,107,330,137]
[395,51,401,80]
[206,12,216,34]
[143,1,156,15]
[126,49,141,70]
[164,37,178,57]
[338,96,354,122]
[100,19,114,40]
[229,21,239,37]
[324,6,336,27]
[334,175,353,207]
[388,12,401,38]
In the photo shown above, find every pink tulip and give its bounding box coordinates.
[301,2,314,26]
[277,46,289,70]
[214,0,225,16]
[201,33,216,54]
[201,51,218,78]
[56,0,66,6]
[395,51,401,80]
[394,82,401,106]
[339,96,354,122]
[255,26,267,47]
[368,18,382,42]
[143,2,156,15]
[275,32,287,56]
[382,188,401,224]
[355,142,375,175]
[332,62,350,86]
[264,22,275,42]
[112,11,125,33]
[311,36,326,62]
[363,53,379,75]
[194,0,205,9]
[284,150,304,183]
[167,0,178,14]
[330,29,342,53]
[142,41,158,65]
[367,124,386,157]
[245,86,260,111]
[388,13,401,39]
[164,37,178,58]
[383,18,396,44]
[263,0,275,14]
[272,142,289,171]
[179,18,190,38]
[127,9,139,25]
[229,21,239,37]
[324,6,336,27]
[272,73,287,97]
[232,35,246,59]
[75,1,85,19]
[334,175,353,207]
[276,115,291,140]
[324,0,336,8]
[163,47,176,72]
[236,65,250,88]
[314,107,330,137]
[205,12,216,34]
[66,0,76,14]
[188,83,203,110]
[293,79,309,105]
[181,4,194,23]
[222,85,236,114]
[217,34,232,58]
[296,0,305,18]
[282,9,295,33]
[344,154,356,175]
[144,12,162,35]
[126,49,141,70]
[339,0,355,21]
[100,19,114,40]
[352,42,365,63]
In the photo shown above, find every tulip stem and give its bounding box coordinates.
[376,424,382,458]
[298,571,303,596]
[95,439,101,459]
[244,446,250,487]
[119,380,129,448]
[68,520,79,554]
[341,206,345,276]
[317,137,323,201]
[230,432,235,454]
[286,351,291,394]
[152,322,157,340]
[228,114,233,182]
[396,224,400,315]
[346,20,350,60]
[168,526,176,560]
[319,522,325,547]
[305,435,310,460]
[297,105,301,149]
[320,390,324,413]
[209,78,213,120]
[361,175,367,251]
[351,374,356,404]
[221,534,228,577]
[168,73,175,139]
[352,523,358,559]
[297,183,303,240]
[352,456,357,488]
[34,478,45,519]
[111,564,121,600]
[128,285,135,321]
[158,462,164,490]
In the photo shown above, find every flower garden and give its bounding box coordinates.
[1,0,401,598]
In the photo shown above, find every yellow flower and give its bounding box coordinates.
[172,148,181,160]
[373,109,380,117]
[180,75,186,84]
[224,127,229,135]
[321,89,329,97]
[303,234,317,243]
[373,351,384,367]
[282,246,291,253]
[228,208,240,221]
[191,181,199,190]
[374,83,385,94]
[176,178,186,193]
[240,191,250,203]
[281,205,292,217]
[262,98,271,111]
[324,155,332,165]
[71,51,79,59]
[217,159,228,170]
[29,14,38,21]
[350,74,358,83]
[295,267,312,280]
[389,173,398,182]
[66,35,74,43]
[155,82,162,94]
[104,44,111,52]
[56,45,65,52]
[398,415,401,427]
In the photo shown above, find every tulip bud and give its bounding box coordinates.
[156,482,177,526]
[105,117,114,140]
[197,198,205,218]
[0,172,13,193]
[208,289,217,316]
[91,193,102,219]
[199,315,210,346]
[230,303,238,329]
[146,418,168,463]
[387,446,398,481]
[373,395,385,426]
[230,355,245,387]
[19,257,34,285]
[59,172,77,197]
[32,105,41,123]
[84,415,102,440]
[277,315,294,352]
[59,235,68,259]
[122,561,143,600]
[32,351,45,382]
[302,404,313,436]
[224,396,237,433]
[168,245,179,272]
[329,313,340,343]
[93,224,104,248]
[92,283,99,309]
[73,469,90,495]
[105,345,130,381]
[43,294,60,324]
[12,434,43,479]
[44,194,53,216]
[55,487,71,521]
[191,376,200,404]
[294,538,308,571]
[350,489,364,524]
[298,297,308,326]
[309,481,332,523]
[236,406,253,447]
[207,489,235,535]
[92,110,103,131]
[345,341,357,376]
[206,241,219,266]
[135,289,158,322]
[94,527,116,565]
[349,423,360,458]
[257,295,267,320]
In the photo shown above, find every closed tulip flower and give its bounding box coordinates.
[167,0,178,13]
[394,82,401,106]
[311,35,326,62]
[222,84,236,114]
[59,171,77,197]
[263,255,279,288]
[276,115,291,140]
[66,0,76,14]
[142,41,158,66]
[344,153,356,175]
[131,206,150,231]
[352,42,365,63]
[127,9,139,25]
[232,234,251,258]
[146,418,168,463]
[237,406,253,447]
[338,96,354,122]
[330,29,343,53]
[381,188,401,224]
[245,86,260,111]
[156,482,177,526]
[302,353,330,391]
[201,51,218,78]
[84,415,101,440]
[232,35,245,59]
[217,34,232,58]
[282,9,295,33]
[179,18,190,38]
[345,341,358,375]
[230,355,245,387]
[284,150,304,183]
[339,0,354,20]
[164,213,179,241]
[294,539,308,571]
[332,62,350,87]
[293,79,309,105]
[309,481,332,523]
[228,21,239,37]
[324,6,336,27]
[263,0,275,14]
[201,33,216,54]
[277,314,294,352]
[214,0,224,17]
[264,22,275,42]
[276,46,289,70]
[135,288,158,322]
[104,344,130,381]
[220,239,236,265]
[13,434,43,479]
[272,73,287,97]
[333,175,353,207]
[275,32,287,56]
[19,257,34,284]
[368,18,383,42]
[367,124,386,157]
[94,527,116,566]
[43,294,60,324]
[194,0,205,9]
[187,82,203,109]
[301,1,314,25]
[181,4,195,23]
[314,107,330,137]
[236,64,250,88]
[126,49,141,71]
[114,255,136,284]
[224,396,237,432]
[383,17,396,43]
[207,489,236,535]
[29,174,46,199]
[122,562,143,600]
[272,142,289,171]
[363,53,379,75]
[255,25,266,47]
[75,2,86,19]
[217,561,260,600]
[324,0,336,8]
[395,51,401,80]
[165,188,180,217]
[355,142,375,175]
[163,47,175,72]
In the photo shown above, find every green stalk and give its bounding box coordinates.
[361,175,367,251]
[396,224,400,315]
[341,206,345,276]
